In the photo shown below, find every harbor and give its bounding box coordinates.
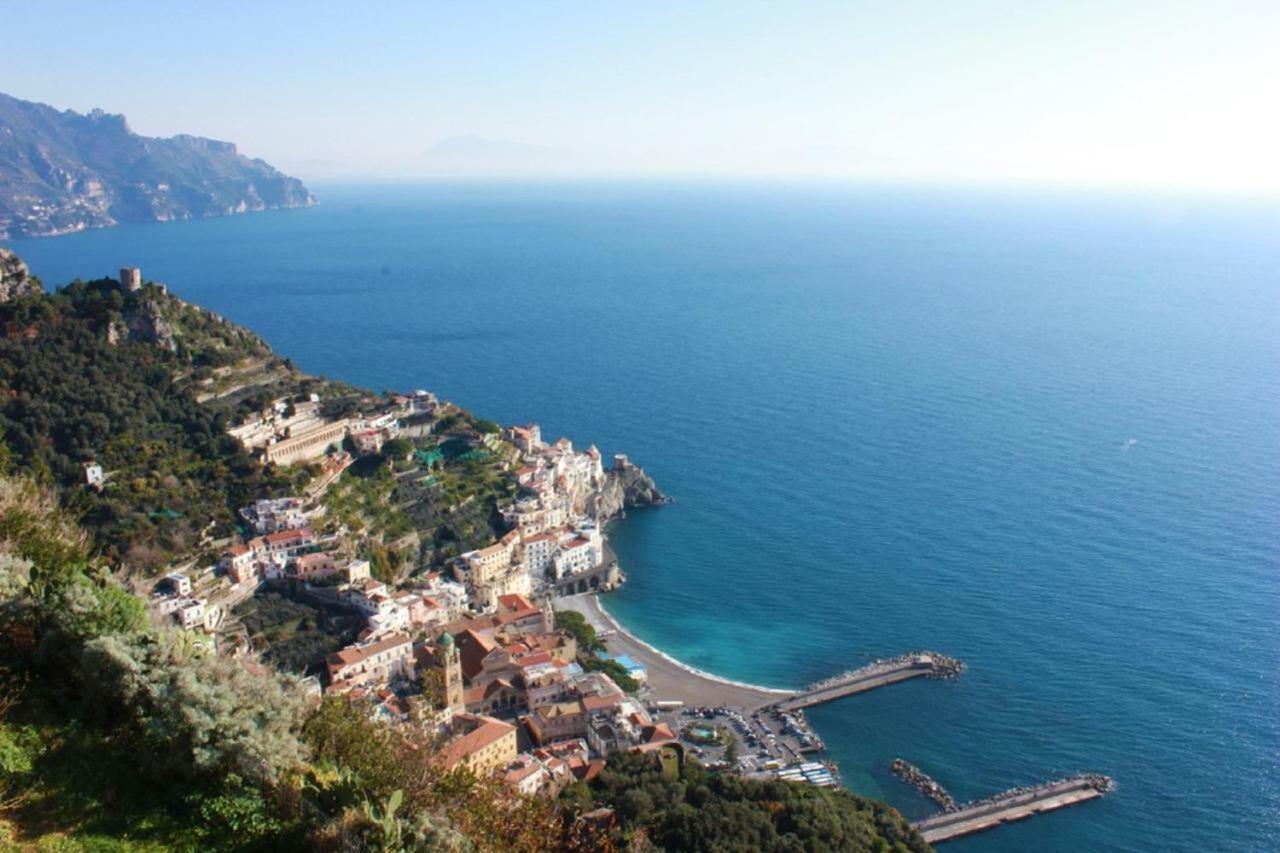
[560,592,1115,846]
[769,651,965,712]
[911,773,1114,845]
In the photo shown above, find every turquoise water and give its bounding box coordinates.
[6,183,1278,851]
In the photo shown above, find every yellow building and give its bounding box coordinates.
[442,714,518,777]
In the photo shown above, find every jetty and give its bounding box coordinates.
[892,758,957,813]
[911,774,1114,845]
[770,651,963,712]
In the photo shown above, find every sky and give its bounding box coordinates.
[2,1,1279,193]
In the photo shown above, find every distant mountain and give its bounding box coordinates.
[0,92,314,238]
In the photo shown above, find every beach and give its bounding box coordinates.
[555,592,792,710]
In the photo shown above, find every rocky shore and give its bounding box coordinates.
[892,758,958,813]
[588,459,668,521]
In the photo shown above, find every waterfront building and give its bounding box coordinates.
[552,534,599,578]
[520,531,559,577]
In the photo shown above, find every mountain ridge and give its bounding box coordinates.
[0,92,314,238]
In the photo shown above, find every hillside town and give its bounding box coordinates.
[144,376,680,797]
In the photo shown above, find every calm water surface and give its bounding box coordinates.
[6,182,1278,851]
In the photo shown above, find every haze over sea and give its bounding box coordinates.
[6,183,1278,851]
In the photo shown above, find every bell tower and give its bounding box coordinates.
[435,632,464,712]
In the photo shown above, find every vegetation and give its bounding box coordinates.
[553,610,604,654]
[569,752,929,852]
[234,591,364,676]
[0,277,299,571]
[580,656,640,694]
[0,471,573,850]
[302,699,571,852]
[323,461,415,542]
[554,610,639,693]
[0,473,303,848]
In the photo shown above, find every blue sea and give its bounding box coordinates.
[5,182,1278,851]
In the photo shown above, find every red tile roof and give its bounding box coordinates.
[265,527,313,545]
[497,593,535,613]
[582,694,625,713]
[326,632,411,670]
[442,714,516,769]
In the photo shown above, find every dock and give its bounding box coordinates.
[769,651,963,712]
[912,774,1113,845]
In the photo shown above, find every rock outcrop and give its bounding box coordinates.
[123,298,179,351]
[0,92,315,239]
[0,248,40,301]
[589,461,668,521]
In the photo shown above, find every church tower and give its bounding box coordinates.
[435,632,464,713]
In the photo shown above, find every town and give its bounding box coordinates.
[138,341,695,798]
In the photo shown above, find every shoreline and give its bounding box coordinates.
[555,591,793,710]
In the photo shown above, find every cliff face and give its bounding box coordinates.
[117,297,179,351]
[589,462,667,521]
[0,247,40,301]
[0,92,315,238]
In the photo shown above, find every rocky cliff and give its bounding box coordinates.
[0,92,314,238]
[0,247,41,301]
[589,462,668,521]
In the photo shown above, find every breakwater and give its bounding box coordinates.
[770,651,963,712]
[912,774,1114,844]
[892,758,958,813]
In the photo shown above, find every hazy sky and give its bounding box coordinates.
[3,1,1278,192]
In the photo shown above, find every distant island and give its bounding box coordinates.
[0,92,314,239]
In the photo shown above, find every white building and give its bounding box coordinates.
[161,571,192,597]
[521,531,559,578]
[241,497,308,534]
[83,461,105,488]
[176,598,220,632]
[551,524,603,579]
[418,575,468,617]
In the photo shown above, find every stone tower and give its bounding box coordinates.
[119,267,143,293]
[435,632,464,713]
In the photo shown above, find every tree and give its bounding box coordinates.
[553,610,605,654]
[723,735,739,767]
[567,751,931,852]
[382,438,413,461]
[80,632,308,782]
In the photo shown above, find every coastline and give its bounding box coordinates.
[555,591,792,710]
